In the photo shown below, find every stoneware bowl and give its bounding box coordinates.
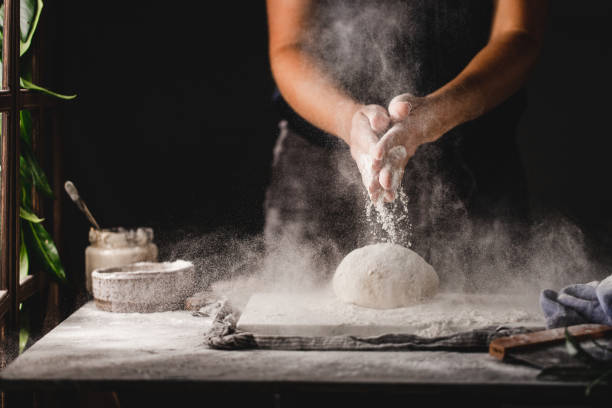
[92,260,196,313]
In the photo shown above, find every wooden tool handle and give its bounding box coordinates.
[489,324,612,360]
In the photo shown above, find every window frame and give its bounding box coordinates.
[0,0,61,345]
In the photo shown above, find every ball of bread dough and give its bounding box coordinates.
[333,243,439,309]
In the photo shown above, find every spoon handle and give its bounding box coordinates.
[64,181,101,230]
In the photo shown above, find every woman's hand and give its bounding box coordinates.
[348,104,391,204]
[372,93,444,202]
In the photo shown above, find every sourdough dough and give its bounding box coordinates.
[333,243,439,309]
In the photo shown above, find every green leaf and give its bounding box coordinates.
[27,150,53,198]
[18,326,29,353]
[20,183,32,215]
[566,330,579,357]
[20,206,44,223]
[20,0,44,56]
[20,229,29,279]
[24,219,66,282]
[18,302,30,354]
[586,368,612,396]
[0,0,44,57]
[19,109,53,197]
[20,110,32,149]
[21,78,76,100]
[19,154,31,186]
[20,150,53,198]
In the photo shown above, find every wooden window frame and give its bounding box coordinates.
[0,0,61,343]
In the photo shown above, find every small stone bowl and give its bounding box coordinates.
[92,260,196,313]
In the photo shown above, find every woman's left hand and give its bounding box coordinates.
[372,93,444,202]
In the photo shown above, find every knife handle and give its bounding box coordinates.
[489,324,612,360]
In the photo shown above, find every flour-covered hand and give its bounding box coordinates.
[372,93,443,202]
[348,104,391,203]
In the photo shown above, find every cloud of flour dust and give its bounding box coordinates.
[301,0,425,105]
[158,227,345,310]
[154,1,607,310]
[294,0,609,295]
[425,212,605,297]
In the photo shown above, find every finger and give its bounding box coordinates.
[378,145,407,200]
[356,152,384,202]
[379,159,404,191]
[371,123,403,161]
[369,183,383,205]
[365,169,385,204]
[379,166,393,191]
[368,179,381,196]
[362,105,391,134]
[388,96,412,121]
[383,190,395,203]
[371,158,383,173]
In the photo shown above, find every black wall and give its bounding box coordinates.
[53,2,276,232]
[516,2,612,257]
[50,2,277,296]
[45,2,612,297]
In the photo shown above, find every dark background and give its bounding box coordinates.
[41,2,612,298]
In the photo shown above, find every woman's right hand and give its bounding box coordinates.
[348,104,391,204]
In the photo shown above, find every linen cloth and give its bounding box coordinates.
[201,300,540,351]
[540,275,612,328]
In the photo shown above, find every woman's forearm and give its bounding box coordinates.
[427,31,543,137]
[426,14,546,139]
[270,44,360,143]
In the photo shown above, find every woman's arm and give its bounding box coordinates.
[267,0,357,142]
[267,0,392,201]
[374,0,549,199]
[428,0,549,134]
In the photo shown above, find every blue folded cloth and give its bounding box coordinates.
[540,275,612,328]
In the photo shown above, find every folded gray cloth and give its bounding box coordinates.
[196,293,541,351]
[203,314,540,351]
[540,275,612,328]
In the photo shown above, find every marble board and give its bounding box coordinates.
[237,289,545,337]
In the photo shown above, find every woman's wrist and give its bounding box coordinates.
[339,101,363,145]
[418,94,452,142]
[425,84,480,139]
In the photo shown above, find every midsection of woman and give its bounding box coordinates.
[265,0,546,289]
